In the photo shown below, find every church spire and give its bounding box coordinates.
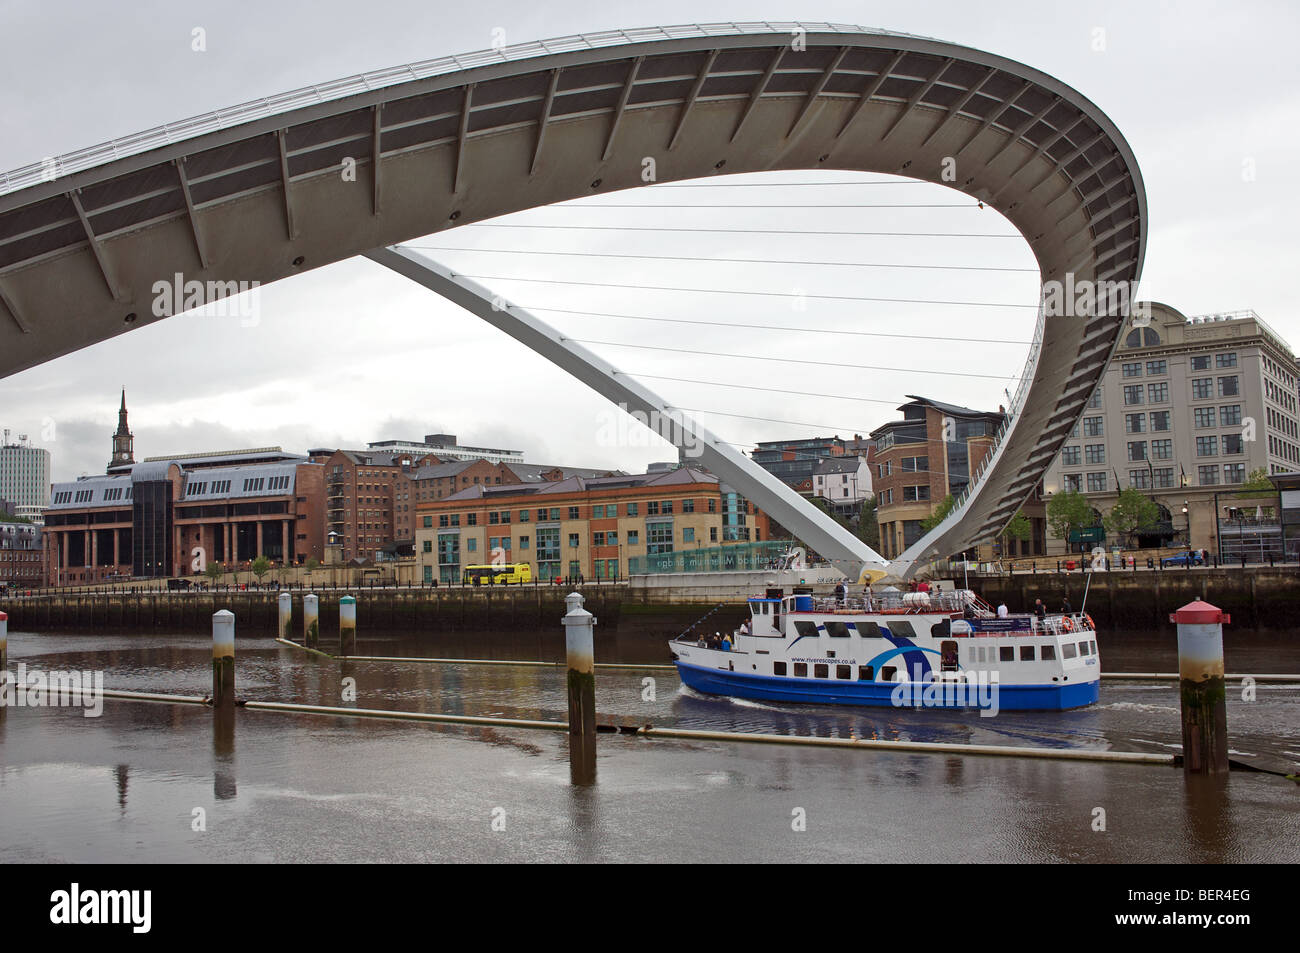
[110,389,134,469]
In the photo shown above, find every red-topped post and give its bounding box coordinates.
[1170,600,1230,775]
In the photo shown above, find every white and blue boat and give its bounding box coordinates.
[670,587,1100,712]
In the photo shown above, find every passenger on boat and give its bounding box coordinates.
[835,581,847,604]
[1061,596,1073,615]
[997,601,1009,618]
[740,619,751,636]
[1034,599,1047,620]
[720,634,732,652]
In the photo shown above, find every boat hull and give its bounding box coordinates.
[674,659,1099,711]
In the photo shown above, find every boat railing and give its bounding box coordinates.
[1030,612,1096,637]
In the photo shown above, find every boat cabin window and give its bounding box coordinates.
[773,661,787,676]
[813,663,829,679]
[999,646,1015,662]
[836,664,852,679]
[1020,645,1035,661]
[886,620,917,639]
[1062,643,1078,659]
[881,665,897,682]
[825,621,850,638]
[793,663,808,677]
[858,665,874,681]
[1090,640,1097,654]
[930,619,951,638]
[1078,641,1090,656]
[793,621,819,639]
[1041,644,1057,661]
[856,621,882,638]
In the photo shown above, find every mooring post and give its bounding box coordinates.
[339,595,356,656]
[278,591,292,641]
[0,610,7,671]
[212,609,235,711]
[1171,599,1230,775]
[304,593,319,648]
[562,592,596,739]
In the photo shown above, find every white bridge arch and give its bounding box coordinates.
[0,22,1146,580]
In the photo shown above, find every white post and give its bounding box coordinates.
[339,595,356,656]
[212,609,235,710]
[304,594,319,648]
[278,591,292,641]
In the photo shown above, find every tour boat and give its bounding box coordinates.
[669,587,1100,712]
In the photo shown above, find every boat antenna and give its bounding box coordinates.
[1080,567,1093,615]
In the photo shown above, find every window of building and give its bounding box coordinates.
[1216,353,1237,368]
[626,502,639,516]
[1083,417,1103,436]
[646,522,673,555]
[1125,414,1145,433]
[628,530,639,545]
[1127,441,1147,461]
[1198,465,1219,486]
[1220,405,1241,426]
[1190,354,1211,371]
[1085,444,1105,464]
[902,485,930,501]
[682,499,695,513]
[1150,410,1171,432]
[568,533,580,548]
[1123,385,1143,405]
[1194,407,1217,428]
[1223,463,1245,484]
[1147,382,1169,403]
[1153,467,1175,488]
[1063,473,1083,492]
[1196,436,1218,457]
[1223,434,1243,455]
[1192,378,1213,399]
[1122,362,1142,377]
[593,532,605,546]
[683,527,695,543]
[519,536,529,549]
[646,501,659,515]
[1151,439,1173,460]
[1086,472,1107,492]
[1217,376,1239,397]
[1087,390,1103,409]
[1129,469,1151,489]
[1061,446,1081,466]
[1146,360,1167,376]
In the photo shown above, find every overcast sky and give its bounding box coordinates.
[1,0,1297,482]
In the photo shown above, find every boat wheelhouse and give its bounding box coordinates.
[669,587,1100,712]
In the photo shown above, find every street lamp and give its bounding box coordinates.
[1181,502,1189,547]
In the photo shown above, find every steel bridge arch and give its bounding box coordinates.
[0,22,1146,578]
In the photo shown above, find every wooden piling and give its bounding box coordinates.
[339,595,357,656]
[304,594,319,648]
[1171,600,1229,775]
[212,609,235,712]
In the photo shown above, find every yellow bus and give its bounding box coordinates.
[462,563,533,586]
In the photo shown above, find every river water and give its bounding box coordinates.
[0,627,1296,863]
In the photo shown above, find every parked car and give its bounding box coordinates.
[1161,551,1203,568]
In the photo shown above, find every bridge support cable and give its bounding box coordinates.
[365,243,891,583]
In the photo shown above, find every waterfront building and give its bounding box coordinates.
[366,433,524,464]
[0,431,51,524]
[1041,304,1299,554]
[413,468,770,584]
[309,449,439,563]
[109,389,134,469]
[871,396,1045,560]
[0,519,43,589]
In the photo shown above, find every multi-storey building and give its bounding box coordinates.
[1041,303,1299,554]
[871,396,1045,560]
[0,431,51,524]
[310,449,437,563]
[366,433,524,464]
[413,468,770,584]
[0,520,43,590]
[44,455,325,583]
[810,455,874,517]
[751,435,850,487]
